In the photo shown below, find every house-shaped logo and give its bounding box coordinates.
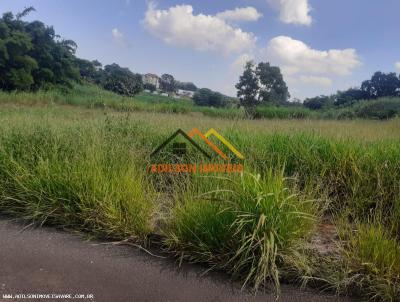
[150,128,244,160]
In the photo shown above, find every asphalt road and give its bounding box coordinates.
[0,219,357,302]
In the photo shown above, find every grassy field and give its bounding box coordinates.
[0,98,399,300]
[7,83,400,121]
[1,83,400,121]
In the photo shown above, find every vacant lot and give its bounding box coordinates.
[0,104,399,301]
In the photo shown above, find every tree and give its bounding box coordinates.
[193,88,225,107]
[101,63,143,96]
[256,62,289,105]
[236,61,289,116]
[235,61,259,116]
[16,6,36,20]
[91,60,102,71]
[356,99,399,120]
[144,83,156,92]
[334,88,367,106]
[361,72,400,99]
[77,59,103,83]
[160,73,176,93]
[76,58,97,81]
[0,8,79,91]
[0,11,37,90]
[27,21,79,89]
[304,95,331,110]
[176,81,197,91]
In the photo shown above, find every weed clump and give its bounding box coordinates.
[165,171,317,292]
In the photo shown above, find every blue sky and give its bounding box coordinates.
[1,0,399,99]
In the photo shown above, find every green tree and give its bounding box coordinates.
[236,61,289,117]
[0,8,79,91]
[256,62,289,105]
[0,11,37,90]
[235,61,259,116]
[160,73,176,93]
[76,58,100,81]
[27,20,79,89]
[144,83,156,92]
[304,95,331,110]
[334,88,366,107]
[193,88,225,107]
[176,81,197,91]
[101,63,143,96]
[91,60,102,70]
[361,72,400,99]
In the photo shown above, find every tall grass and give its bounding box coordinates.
[0,83,193,114]
[240,133,400,219]
[1,84,400,121]
[0,105,399,299]
[164,171,317,292]
[0,119,155,241]
[256,105,315,119]
[337,223,400,301]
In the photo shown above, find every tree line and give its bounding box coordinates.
[0,7,287,112]
[303,72,400,110]
[0,8,201,98]
[0,7,80,90]
[234,59,400,119]
[3,8,398,119]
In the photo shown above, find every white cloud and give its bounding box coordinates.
[232,53,254,72]
[395,62,400,71]
[143,3,256,55]
[112,28,123,39]
[266,36,362,76]
[112,28,124,42]
[267,0,312,26]
[216,7,262,22]
[111,28,130,48]
[299,75,332,87]
[264,36,362,99]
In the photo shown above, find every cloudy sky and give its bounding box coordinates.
[1,0,399,99]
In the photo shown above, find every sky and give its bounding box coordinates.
[1,0,400,100]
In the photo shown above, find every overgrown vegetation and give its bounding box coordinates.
[1,6,400,302]
[0,105,399,300]
[165,171,317,292]
[0,116,155,240]
[300,72,400,119]
[2,82,400,121]
[0,7,79,90]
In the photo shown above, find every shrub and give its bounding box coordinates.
[165,171,317,292]
[193,88,226,108]
[341,223,400,301]
[0,122,154,241]
[101,63,143,96]
[355,98,400,120]
[304,95,331,110]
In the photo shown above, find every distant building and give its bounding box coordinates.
[142,73,160,89]
[177,89,195,98]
